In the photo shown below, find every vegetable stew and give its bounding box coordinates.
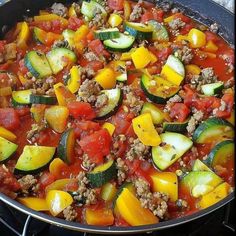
[0,0,234,227]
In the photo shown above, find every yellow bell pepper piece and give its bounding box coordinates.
[0,126,16,142]
[86,208,114,226]
[132,113,161,146]
[164,13,179,23]
[108,13,123,27]
[185,64,201,75]
[39,10,50,15]
[204,40,218,52]
[45,179,74,193]
[18,197,49,211]
[17,22,30,49]
[116,188,158,226]
[198,182,231,209]
[188,28,206,48]
[54,82,76,106]
[49,158,67,176]
[124,0,132,20]
[120,48,136,61]
[102,122,116,136]
[151,172,178,202]
[0,87,12,96]
[161,64,184,86]
[67,66,81,93]
[46,190,73,216]
[18,73,28,85]
[68,5,77,17]
[34,14,68,27]
[95,68,116,89]
[149,51,158,64]
[131,46,152,69]
[101,182,117,201]
[175,34,189,42]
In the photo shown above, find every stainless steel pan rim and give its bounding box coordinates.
[0,192,234,234]
[0,0,235,234]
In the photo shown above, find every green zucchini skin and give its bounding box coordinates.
[94,28,120,41]
[96,88,123,120]
[124,22,153,40]
[192,117,234,143]
[57,128,75,164]
[204,139,234,168]
[148,20,169,42]
[87,160,117,188]
[201,82,224,96]
[33,27,45,44]
[192,159,212,172]
[103,33,135,52]
[14,146,56,175]
[62,29,75,47]
[163,120,189,133]
[140,74,179,104]
[0,137,18,163]
[30,94,57,105]
[12,90,32,105]
[24,51,52,79]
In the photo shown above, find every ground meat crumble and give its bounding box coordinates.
[129,1,144,21]
[168,18,186,36]
[164,94,182,112]
[116,157,129,185]
[51,3,68,17]
[134,178,169,219]
[186,110,204,135]
[18,175,38,195]
[63,205,78,221]
[174,45,194,64]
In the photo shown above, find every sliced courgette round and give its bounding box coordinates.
[30,94,57,105]
[94,28,120,41]
[201,82,224,96]
[12,90,32,105]
[96,88,122,119]
[152,132,193,170]
[124,22,153,40]
[24,51,52,79]
[103,33,135,52]
[87,160,117,187]
[141,74,179,104]
[148,20,169,42]
[163,119,189,133]
[57,128,75,164]
[33,27,47,44]
[204,139,234,168]
[192,159,212,172]
[192,117,234,143]
[14,145,56,174]
[0,137,18,163]
[141,102,164,124]
[62,29,75,47]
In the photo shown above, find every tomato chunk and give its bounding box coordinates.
[108,0,124,10]
[169,103,190,122]
[79,129,112,164]
[67,101,96,120]
[0,108,20,131]
[68,16,84,30]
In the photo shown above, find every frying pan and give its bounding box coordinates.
[0,0,234,234]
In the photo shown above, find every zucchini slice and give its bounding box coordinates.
[204,140,234,168]
[33,27,47,44]
[96,88,122,119]
[14,145,56,174]
[81,0,107,20]
[180,171,223,198]
[192,159,212,172]
[94,28,120,41]
[30,94,57,105]
[24,51,52,79]
[57,128,75,164]
[166,54,185,77]
[201,82,224,96]
[0,136,18,163]
[46,48,77,74]
[192,117,234,143]
[12,90,32,105]
[62,29,75,47]
[104,33,135,52]
[124,22,153,40]
[141,102,164,124]
[163,119,189,133]
[152,132,193,170]
[141,74,179,104]
[148,20,169,42]
[87,160,117,187]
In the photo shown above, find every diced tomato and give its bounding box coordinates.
[176,13,191,23]
[169,103,191,122]
[180,22,194,35]
[38,171,55,190]
[87,60,104,72]
[67,101,96,120]
[215,93,234,118]
[108,0,124,10]
[141,11,154,23]
[72,120,101,138]
[68,16,84,30]
[141,8,164,23]
[0,108,20,131]
[88,39,110,58]
[0,40,6,53]
[79,129,112,164]
[86,28,95,42]
[156,47,172,61]
[193,96,220,113]
[183,84,196,107]
[205,30,220,43]
[19,59,28,75]
[15,107,30,117]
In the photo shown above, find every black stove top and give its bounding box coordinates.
[0,199,235,236]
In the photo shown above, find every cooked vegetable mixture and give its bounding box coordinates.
[0,0,234,227]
